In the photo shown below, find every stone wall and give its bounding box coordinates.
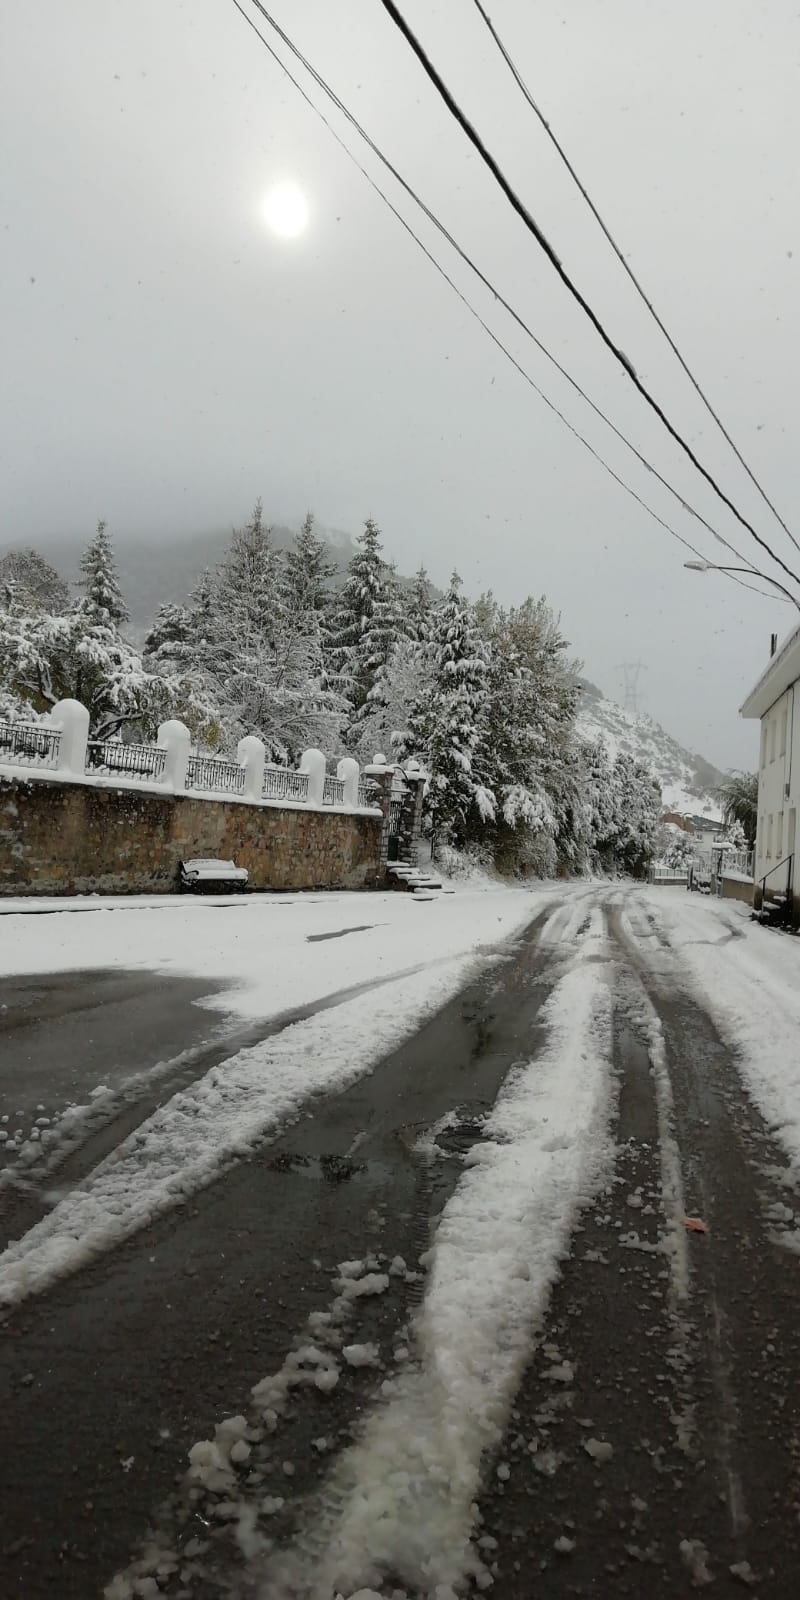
[720,873,754,908]
[0,775,382,896]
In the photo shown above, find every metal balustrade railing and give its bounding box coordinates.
[2,710,416,825]
[0,720,62,767]
[186,754,246,795]
[323,775,345,806]
[86,740,166,780]
[262,765,310,803]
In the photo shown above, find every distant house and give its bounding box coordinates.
[740,623,800,920]
[683,814,727,849]
[661,810,724,847]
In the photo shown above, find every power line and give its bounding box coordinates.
[376,0,800,593]
[235,5,791,601]
[470,0,800,561]
[230,0,787,608]
[238,1,794,597]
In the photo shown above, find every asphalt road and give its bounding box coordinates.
[2,891,800,1599]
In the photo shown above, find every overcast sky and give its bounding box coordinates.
[3,0,799,768]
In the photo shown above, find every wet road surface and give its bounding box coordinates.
[2,889,800,1598]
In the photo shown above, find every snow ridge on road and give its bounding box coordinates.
[261,907,615,1598]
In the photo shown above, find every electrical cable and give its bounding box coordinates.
[376,0,800,592]
[470,0,800,559]
[229,0,788,607]
[238,0,787,591]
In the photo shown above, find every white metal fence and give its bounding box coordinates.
[0,702,390,815]
[0,719,62,768]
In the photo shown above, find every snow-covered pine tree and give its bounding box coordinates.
[580,737,619,870]
[396,571,492,848]
[330,518,402,732]
[196,501,344,760]
[143,602,191,672]
[478,595,581,872]
[142,594,223,749]
[284,512,336,617]
[406,565,433,645]
[201,500,283,749]
[78,520,128,626]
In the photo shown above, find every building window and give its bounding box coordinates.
[760,722,768,769]
[780,706,788,758]
[767,814,774,858]
[769,718,777,763]
[776,810,784,860]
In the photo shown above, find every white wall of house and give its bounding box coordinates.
[741,624,800,910]
[753,682,799,891]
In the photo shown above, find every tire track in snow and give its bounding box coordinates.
[0,954,467,1251]
[244,906,616,1599]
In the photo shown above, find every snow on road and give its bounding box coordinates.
[0,883,562,1310]
[106,901,616,1600]
[0,884,557,1021]
[278,913,615,1599]
[632,887,800,1176]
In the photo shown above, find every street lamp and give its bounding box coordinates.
[683,560,800,609]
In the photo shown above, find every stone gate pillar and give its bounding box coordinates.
[363,754,395,885]
[403,758,426,868]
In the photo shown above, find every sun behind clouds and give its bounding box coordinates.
[262,180,310,239]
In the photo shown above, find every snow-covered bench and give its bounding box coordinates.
[178,858,249,894]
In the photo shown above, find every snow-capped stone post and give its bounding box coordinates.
[403,758,426,868]
[337,756,360,809]
[237,735,266,803]
[157,719,191,791]
[364,753,395,882]
[51,699,89,779]
[300,748,326,808]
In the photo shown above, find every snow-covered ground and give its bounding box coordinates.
[0,885,551,1022]
[6,881,800,1600]
[104,892,617,1600]
[0,883,560,1310]
[633,886,800,1175]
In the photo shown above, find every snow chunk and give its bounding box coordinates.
[583,1437,613,1464]
[260,1495,284,1516]
[680,1538,714,1587]
[545,1360,574,1385]
[336,1271,390,1300]
[342,1342,380,1369]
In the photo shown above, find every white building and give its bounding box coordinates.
[740,622,800,918]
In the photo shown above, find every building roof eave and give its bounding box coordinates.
[739,623,800,719]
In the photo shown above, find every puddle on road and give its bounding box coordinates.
[306,924,377,943]
[266,1151,391,1186]
[434,1118,487,1156]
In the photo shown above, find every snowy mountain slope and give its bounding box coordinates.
[577,680,725,818]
